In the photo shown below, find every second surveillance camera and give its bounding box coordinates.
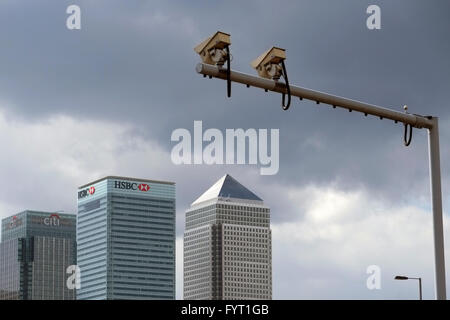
[194,31,231,66]
[251,47,286,80]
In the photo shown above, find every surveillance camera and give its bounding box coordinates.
[194,31,231,66]
[251,47,286,80]
[251,46,291,109]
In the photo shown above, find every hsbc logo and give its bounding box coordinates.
[78,186,95,199]
[44,213,60,226]
[114,181,150,192]
[138,184,150,191]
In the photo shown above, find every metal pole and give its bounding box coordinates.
[419,278,423,300]
[196,63,434,129]
[428,118,447,300]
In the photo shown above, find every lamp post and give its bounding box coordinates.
[395,275,423,300]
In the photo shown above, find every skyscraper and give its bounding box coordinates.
[0,210,77,300]
[184,174,272,300]
[77,176,176,300]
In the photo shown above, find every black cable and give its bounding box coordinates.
[404,123,412,146]
[281,60,291,110]
[225,45,231,98]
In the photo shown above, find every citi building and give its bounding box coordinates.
[77,176,176,300]
[0,211,77,300]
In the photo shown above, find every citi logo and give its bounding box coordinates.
[114,181,150,192]
[78,185,96,199]
[44,214,60,226]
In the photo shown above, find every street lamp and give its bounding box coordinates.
[395,275,423,300]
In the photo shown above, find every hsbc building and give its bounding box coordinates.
[76,176,176,300]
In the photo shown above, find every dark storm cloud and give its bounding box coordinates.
[0,0,449,225]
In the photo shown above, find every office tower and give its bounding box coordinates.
[0,211,77,300]
[77,176,176,300]
[184,174,272,300]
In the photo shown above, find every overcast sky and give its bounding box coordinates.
[0,0,449,299]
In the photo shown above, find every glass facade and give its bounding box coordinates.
[77,176,176,300]
[31,236,76,299]
[0,239,20,300]
[0,211,77,300]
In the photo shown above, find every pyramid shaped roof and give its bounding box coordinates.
[192,174,262,206]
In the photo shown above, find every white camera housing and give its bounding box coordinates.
[251,47,286,80]
[194,31,231,66]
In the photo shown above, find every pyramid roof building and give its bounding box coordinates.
[191,174,262,206]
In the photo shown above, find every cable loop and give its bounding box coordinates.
[404,123,413,146]
[281,60,291,110]
[225,45,231,98]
